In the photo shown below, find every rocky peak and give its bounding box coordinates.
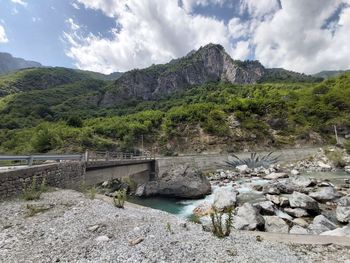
[0,52,42,75]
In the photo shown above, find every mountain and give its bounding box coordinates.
[0,52,42,75]
[313,70,350,79]
[100,44,320,106]
[74,69,123,81]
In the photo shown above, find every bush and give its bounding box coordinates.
[345,140,350,154]
[113,189,127,208]
[22,176,47,200]
[325,149,346,168]
[66,115,83,128]
[210,207,233,238]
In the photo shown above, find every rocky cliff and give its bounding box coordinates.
[0,52,42,75]
[100,44,267,106]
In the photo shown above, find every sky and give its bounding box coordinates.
[0,0,350,74]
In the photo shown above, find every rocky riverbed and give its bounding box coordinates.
[1,189,350,263]
[193,147,350,237]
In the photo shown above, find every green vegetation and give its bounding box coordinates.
[22,176,47,201]
[26,203,51,217]
[0,66,349,154]
[113,189,127,208]
[325,149,346,168]
[210,207,233,238]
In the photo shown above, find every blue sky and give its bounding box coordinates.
[0,0,350,74]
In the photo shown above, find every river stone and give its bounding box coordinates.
[284,208,308,218]
[309,187,341,202]
[290,176,315,188]
[289,225,309,235]
[95,235,109,242]
[293,218,309,228]
[320,225,350,237]
[233,203,265,231]
[262,184,280,195]
[308,215,337,235]
[290,169,300,176]
[236,164,249,174]
[193,202,213,217]
[317,161,332,170]
[264,172,288,180]
[254,201,275,215]
[275,209,293,221]
[266,194,281,205]
[289,191,319,212]
[336,197,350,223]
[213,188,237,212]
[264,216,289,233]
[135,165,211,198]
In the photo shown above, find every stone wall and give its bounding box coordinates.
[0,161,86,199]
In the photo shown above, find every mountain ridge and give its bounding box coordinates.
[0,52,42,75]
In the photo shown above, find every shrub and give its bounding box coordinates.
[325,149,346,168]
[22,176,47,201]
[66,115,83,128]
[113,189,127,208]
[345,140,350,154]
[210,207,233,238]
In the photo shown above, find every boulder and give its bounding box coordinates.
[254,201,275,215]
[233,203,265,231]
[236,164,249,174]
[308,215,337,235]
[284,208,308,218]
[290,176,315,188]
[289,225,309,235]
[309,187,341,203]
[266,194,281,205]
[264,172,288,180]
[275,209,294,221]
[262,184,280,195]
[193,202,213,217]
[279,197,290,207]
[293,218,309,228]
[336,196,350,223]
[135,165,211,198]
[213,188,237,211]
[290,169,300,176]
[264,216,289,233]
[289,191,319,212]
[320,225,350,237]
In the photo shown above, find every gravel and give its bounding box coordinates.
[1,189,349,263]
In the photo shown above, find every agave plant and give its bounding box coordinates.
[224,152,279,169]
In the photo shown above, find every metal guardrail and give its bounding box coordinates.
[85,151,154,162]
[0,154,84,166]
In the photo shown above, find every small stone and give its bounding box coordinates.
[129,237,144,246]
[88,225,100,232]
[284,208,308,218]
[289,225,309,235]
[290,169,300,176]
[95,235,109,242]
[293,218,309,228]
[264,172,289,180]
[264,216,289,233]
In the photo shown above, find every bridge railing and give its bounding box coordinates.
[85,151,154,162]
[0,154,84,167]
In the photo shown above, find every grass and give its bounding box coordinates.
[324,148,346,168]
[22,176,48,201]
[26,203,51,217]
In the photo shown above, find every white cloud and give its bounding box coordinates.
[32,17,42,23]
[66,18,80,31]
[11,0,27,7]
[66,0,232,73]
[66,0,350,74]
[71,2,80,10]
[0,25,8,43]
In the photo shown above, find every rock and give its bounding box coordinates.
[101,181,109,187]
[236,164,249,174]
[213,188,237,211]
[308,215,337,235]
[279,197,290,207]
[336,196,350,223]
[128,237,144,246]
[193,202,213,217]
[274,209,293,221]
[317,161,332,170]
[309,187,341,202]
[262,184,280,195]
[320,225,350,237]
[135,165,211,198]
[345,166,350,174]
[293,218,309,228]
[233,203,265,231]
[255,201,275,215]
[264,216,289,233]
[95,235,109,242]
[290,176,315,188]
[289,225,309,235]
[264,172,288,180]
[266,194,281,205]
[284,208,308,218]
[88,225,100,232]
[289,191,319,212]
[290,169,300,176]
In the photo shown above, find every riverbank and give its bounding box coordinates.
[1,189,350,263]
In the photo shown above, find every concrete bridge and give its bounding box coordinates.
[0,152,157,198]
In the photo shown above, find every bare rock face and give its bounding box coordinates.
[100,44,265,106]
[135,164,211,199]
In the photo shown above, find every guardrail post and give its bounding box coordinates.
[28,156,34,166]
[85,150,89,163]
